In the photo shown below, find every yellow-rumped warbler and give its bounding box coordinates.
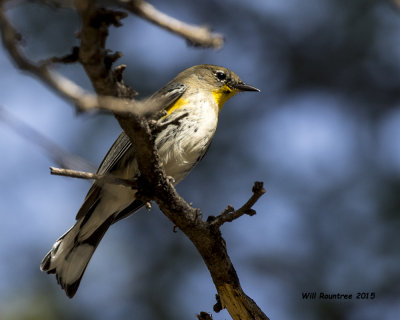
[40,64,259,297]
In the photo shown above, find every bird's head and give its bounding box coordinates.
[177,64,260,111]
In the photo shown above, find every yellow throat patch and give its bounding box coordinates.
[212,84,237,112]
[164,84,237,116]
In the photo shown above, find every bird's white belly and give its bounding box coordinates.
[156,102,218,183]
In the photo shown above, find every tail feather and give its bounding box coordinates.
[41,215,114,298]
[42,182,138,297]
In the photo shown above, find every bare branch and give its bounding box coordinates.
[0,4,145,115]
[0,3,209,118]
[50,166,138,188]
[210,182,266,228]
[0,6,85,104]
[121,0,224,49]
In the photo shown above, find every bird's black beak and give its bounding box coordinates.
[233,82,260,92]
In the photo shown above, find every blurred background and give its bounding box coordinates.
[1,0,400,319]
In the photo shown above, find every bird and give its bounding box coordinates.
[40,64,259,298]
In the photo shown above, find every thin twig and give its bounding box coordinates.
[210,182,266,228]
[50,166,138,188]
[122,0,224,49]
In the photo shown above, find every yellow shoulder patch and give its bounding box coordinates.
[166,97,188,115]
[212,84,237,112]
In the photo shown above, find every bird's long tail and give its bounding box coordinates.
[40,215,114,298]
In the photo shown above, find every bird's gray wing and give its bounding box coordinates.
[75,83,187,221]
[95,82,188,177]
[141,82,187,118]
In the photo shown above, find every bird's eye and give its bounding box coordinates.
[215,71,227,81]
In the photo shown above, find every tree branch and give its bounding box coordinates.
[50,166,138,188]
[0,5,132,113]
[76,7,268,318]
[0,4,158,116]
[0,5,86,104]
[210,182,266,228]
[122,0,224,49]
